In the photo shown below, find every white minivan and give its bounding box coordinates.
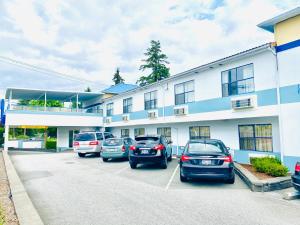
[73,132,114,157]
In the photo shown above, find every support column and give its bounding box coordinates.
[76,94,79,112]
[44,92,47,111]
[4,124,9,151]
[8,90,12,109]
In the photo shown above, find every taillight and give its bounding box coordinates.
[129,145,136,151]
[181,155,190,162]
[89,141,99,146]
[73,141,79,146]
[224,155,233,163]
[122,145,126,152]
[295,163,300,172]
[153,144,164,151]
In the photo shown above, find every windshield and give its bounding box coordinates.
[75,133,95,141]
[103,138,123,146]
[187,142,224,154]
[135,137,159,143]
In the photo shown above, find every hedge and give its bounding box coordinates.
[46,138,57,150]
[0,205,5,225]
[250,157,288,177]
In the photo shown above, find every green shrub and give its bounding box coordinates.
[16,134,29,140]
[0,205,5,225]
[250,157,288,177]
[46,138,57,150]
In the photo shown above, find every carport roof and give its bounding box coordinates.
[5,87,103,101]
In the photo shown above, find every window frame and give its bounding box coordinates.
[238,124,273,152]
[221,63,255,97]
[106,103,114,117]
[134,128,145,137]
[174,80,195,105]
[144,90,158,110]
[189,126,210,140]
[121,129,130,138]
[123,97,133,114]
[157,127,172,141]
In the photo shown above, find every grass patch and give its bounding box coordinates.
[250,157,288,177]
[0,204,5,225]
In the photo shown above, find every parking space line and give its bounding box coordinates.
[114,165,130,175]
[165,164,179,190]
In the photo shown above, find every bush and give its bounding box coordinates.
[250,157,288,177]
[46,138,57,150]
[15,135,29,140]
[0,205,5,225]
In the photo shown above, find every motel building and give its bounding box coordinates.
[1,7,300,171]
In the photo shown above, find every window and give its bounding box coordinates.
[96,133,103,140]
[144,91,157,110]
[175,80,194,105]
[123,97,132,114]
[121,129,130,138]
[104,133,114,139]
[239,124,272,152]
[222,64,254,97]
[157,127,171,141]
[134,128,145,137]
[106,103,113,116]
[189,126,210,140]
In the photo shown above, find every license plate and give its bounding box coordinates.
[106,148,117,152]
[202,160,212,165]
[141,150,149,154]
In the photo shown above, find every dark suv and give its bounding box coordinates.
[129,135,172,169]
[292,162,300,191]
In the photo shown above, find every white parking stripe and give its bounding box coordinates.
[114,165,129,175]
[165,164,179,190]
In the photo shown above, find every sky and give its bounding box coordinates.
[0,0,299,97]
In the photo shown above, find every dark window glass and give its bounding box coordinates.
[106,103,113,116]
[123,97,132,114]
[174,80,194,105]
[121,129,130,138]
[189,126,210,140]
[222,64,254,97]
[75,133,95,141]
[134,128,145,137]
[144,91,157,110]
[157,127,171,141]
[96,133,103,140]
[239,124,272,152]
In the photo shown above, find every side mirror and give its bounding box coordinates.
[168,140,173,144]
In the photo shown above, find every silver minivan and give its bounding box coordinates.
[73,132,114,157]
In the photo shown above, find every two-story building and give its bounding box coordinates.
[2,7,300,170]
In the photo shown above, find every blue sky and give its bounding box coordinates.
[0,0,299,97]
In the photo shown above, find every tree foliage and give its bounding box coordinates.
[85,87,92,92]
[112,68,125,85]
[137,40,170,86]
[18,99,63,107]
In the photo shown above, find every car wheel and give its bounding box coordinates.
[95,152,101,157]
[180,171,188,182]
[130,162,137,169]
[78,153,85,158]
[161,156,168,169]
[226,175,235,184]
[102,157,108,162]
[167,151,172,162]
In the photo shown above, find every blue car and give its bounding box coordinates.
[102,138,134,162]
[292,162,300,191]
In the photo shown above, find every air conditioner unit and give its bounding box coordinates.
[174,107,186,116]
[122,115,129,121]
[148,111,157,119]
[231,97,255,110]
[105,117,112,123]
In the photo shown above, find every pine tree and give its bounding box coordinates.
[137,40,170,86]
[85,87,92,92]
[112,68,125,85]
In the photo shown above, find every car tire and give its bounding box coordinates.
[167,151,172,162]
[180,172,188,182]
[78,153,85,158]
[102,157,108,162]
[130,162,137,169]
[160,156,168,169]
[226,175,235,184]
[95,152,101,157]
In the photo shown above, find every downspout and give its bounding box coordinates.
[270,46,285,164]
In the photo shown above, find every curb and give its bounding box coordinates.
[2,151,44,225]
[234,163,292,192]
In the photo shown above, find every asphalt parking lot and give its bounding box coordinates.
[9,151,300,225]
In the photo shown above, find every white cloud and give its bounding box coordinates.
[0,0,299,96]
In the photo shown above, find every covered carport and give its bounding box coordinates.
[3,88,104,151]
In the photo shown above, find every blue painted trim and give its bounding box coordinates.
[233,149,280,164]
[7,110,100,117]
[109,88,278,122]
[276,39,300,53]
[280,84,300,104]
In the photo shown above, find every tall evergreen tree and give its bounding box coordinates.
[85,87,92,92]
[137,40,170,86]
[112,68,125,85]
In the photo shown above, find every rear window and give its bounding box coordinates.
[75,133,95,141]
[135,137,159,143]
[187,142,224,154]
[103,138,123,146]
